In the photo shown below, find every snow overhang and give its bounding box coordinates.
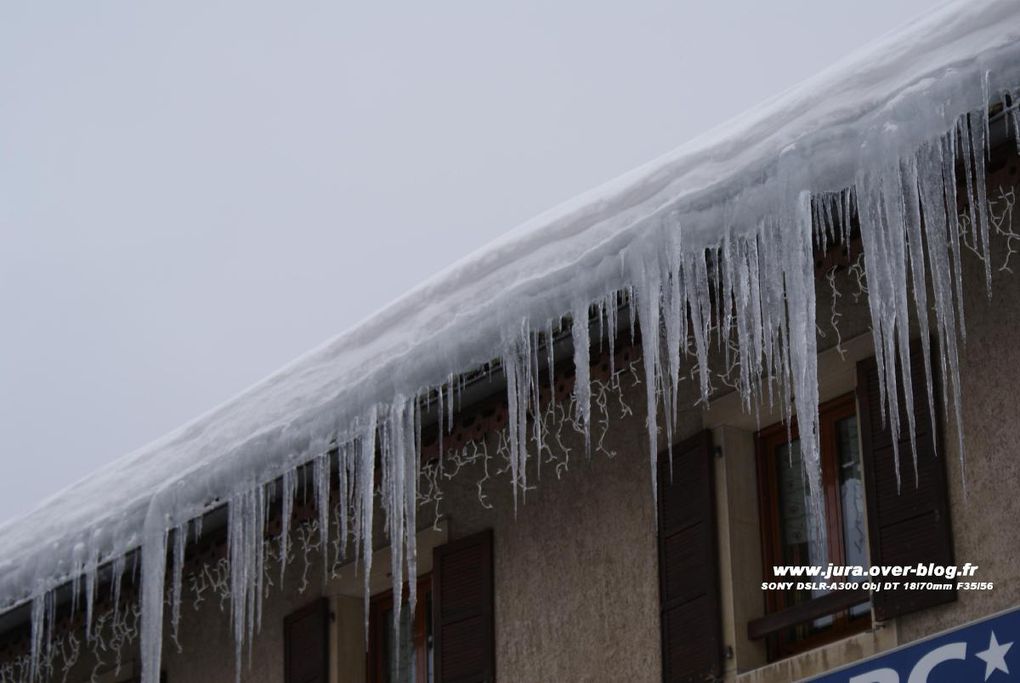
[2,2,1020,681]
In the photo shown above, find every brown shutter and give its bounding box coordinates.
[432,529,495,683]
[857,345,956,621]
[657,430,723,683]
[284,598,330,683]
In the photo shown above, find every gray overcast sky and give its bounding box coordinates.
[0,0,943,526]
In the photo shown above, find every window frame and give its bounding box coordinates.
[755,392,871,658]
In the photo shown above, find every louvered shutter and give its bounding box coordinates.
[432,529,495,683]
[657,430,723,682]
[857,346,956,621]
[284,598,330,683]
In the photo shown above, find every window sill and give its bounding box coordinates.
[747,589,870,641]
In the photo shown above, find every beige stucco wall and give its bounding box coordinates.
[436,400,678,683]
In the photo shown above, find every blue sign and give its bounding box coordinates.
[807,606,1019,682]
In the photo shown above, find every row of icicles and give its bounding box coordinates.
[16,104,1018,683]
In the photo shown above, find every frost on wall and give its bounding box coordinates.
[1,3,1020,680]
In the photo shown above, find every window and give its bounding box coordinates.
[756,393,870,658]
[367,576,433,683]
[284,598,329,683]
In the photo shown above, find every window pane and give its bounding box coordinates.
[775,439,833,632]
[837,415,870,618]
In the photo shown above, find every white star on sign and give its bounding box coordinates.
[975,631,1013,681]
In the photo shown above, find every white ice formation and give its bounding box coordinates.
[1,1,1020,681]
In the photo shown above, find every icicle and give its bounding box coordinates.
[785,192,824,566]
[445,376,454,433]
[932,139,964,355]
[530,327,544,480]
[546,319,557,406]
[436,384,444,473]
[227,496,245,682]
[893,166,926,489]
[633,250,662,506]
[170,523,187,650]
[29,594,44,683]
[685,249,713,402]
[983,71,992,163]
[75,542,95,648]
[227,484,268,682]
[571,302,591,454]
[378,397,416,675]
[885,162,921,485]
[919,135,968,487]
[254,486,267,644]
[735,234,764,410]
[627,285,637,345]
[858,175,900,488]
[812,200,824,252]
[957,116,990,295]
[744,234,764,408]
[503,325,531,510]
[757,224,789,415]
[731,237,752,407]
[140,521,169,683]
[314,452,331,585]
[662,232,683,450]
[44,589,54,671]
[279,467,296,584]
[383,407,399,664]
[901,156,937,480]
[356,408,378,648]
[404,399,419,632]
[1012,95,1020,155]
[69,553,82,622]
[720,235,735,375]
[605,293,618,376]
[111,554,125,624]
[711,246,724,354]
[337,443,351,564]
[966,115,993,294]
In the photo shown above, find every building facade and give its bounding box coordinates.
[1,144,1018,683]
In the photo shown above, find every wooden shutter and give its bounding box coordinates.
[657,430,723,683]
[432,529,495,683]
[284,598,330,683]
[857,345,956,621]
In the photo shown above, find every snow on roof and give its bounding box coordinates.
[2,1,1020,680]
